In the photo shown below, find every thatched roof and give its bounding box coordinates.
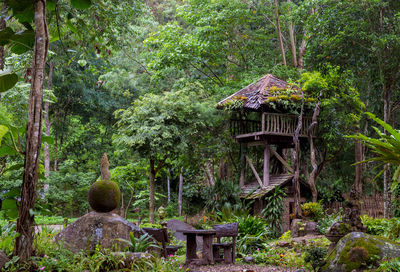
[218,74,300,111]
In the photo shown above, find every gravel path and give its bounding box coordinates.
[187,264,296,272]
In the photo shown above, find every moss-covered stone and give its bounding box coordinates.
[322,232,400,272]
[88,180,121,213]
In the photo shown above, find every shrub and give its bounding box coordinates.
[204,178,243,212]
[304,246,327,271]
[279,230,291,240]
[262,186,286,238]
[236,215,270,255]
[317,209,343,234]
[301,202,323,221]
[361,215,400,241]
[0,222,17,255]
[377,257,400,272]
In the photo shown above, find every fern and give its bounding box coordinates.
[348,112,400,189]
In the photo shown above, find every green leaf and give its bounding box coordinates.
[70,0,92,10]
[0,125,9,145]
[0,145,17,157]
[10,30,35,54]
[0,72,18,93]
[5,163,24,172]
[47,0,56,11]
[42,135,55,145]
[0,27,15,46]
[3,188,20,198]
[2,199,18,219]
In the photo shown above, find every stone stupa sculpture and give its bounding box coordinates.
[54,153,144,253]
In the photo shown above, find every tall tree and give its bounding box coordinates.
[114,89,211,223]
[14,0,49,261]
[305,0,400,216]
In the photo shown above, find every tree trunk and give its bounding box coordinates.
[167,168,171,203]
[53,136,58,171]
[354,124,363,194]
[44,61,54,182]
[274,0,286,66]
[14,0,49,262]
[287,0,297,67]
[0,2,6,71]
[308,95,321,202]
[292,92,304,217]
[149,158,156,224]
[383,86,392,218]
[297,37,306,69]
[205,161,215,186]
[0,1,6,102]
[178,167,183,217]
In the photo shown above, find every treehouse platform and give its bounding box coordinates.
[230,112,313,144]
[218,74,315,229]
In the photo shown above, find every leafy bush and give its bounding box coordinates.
[249,246,307,268]
[361,215,400,241]
[204,178,242,212]
[262,186,286,238]
[139,223,163,229]
[236,215,270,255]
[8,229,187,272]
[301,202,323,221]
[377,257,400,272]
[117,232,158,252]
[279,230,291,240]
[35,215,77,225]
[304,246,328,271]
[0,222,17,255]
[317,209,343,235]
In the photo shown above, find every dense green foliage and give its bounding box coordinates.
[1,0,400,269]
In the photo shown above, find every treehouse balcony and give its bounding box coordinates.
[230,113,315,144]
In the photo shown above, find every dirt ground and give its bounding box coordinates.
[187,264,298,272]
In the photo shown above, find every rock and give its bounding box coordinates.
[243,256,255,263]
[291,219,305,237]
[167,219,203,251]
[291,219,319,237]
[0,250,9,270]
[54,211,146,253]
[325,222,351,243]
[305,221,319,235]
[322,232,400,272]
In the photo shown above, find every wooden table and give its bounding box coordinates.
[179,229,216,265]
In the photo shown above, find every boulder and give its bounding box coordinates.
[322,232,400,272]
[291,219,319,237]
[54,211,145,253]
[167,219,203,250]
[0,250,9,270]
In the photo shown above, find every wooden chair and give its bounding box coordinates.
[212,222,238,264]
[142,227,182,258]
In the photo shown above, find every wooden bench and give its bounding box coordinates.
[142,227,182,258]
[212,222,238,264]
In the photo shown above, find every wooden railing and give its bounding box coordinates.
[230,113,314,137]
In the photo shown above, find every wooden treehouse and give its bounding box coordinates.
[218,74,314,231]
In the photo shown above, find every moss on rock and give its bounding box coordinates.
[322,232,400,272]
[88,180,121,213]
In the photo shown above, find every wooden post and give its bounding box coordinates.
[261,113,265,133]
[268,146,293,173]
[263,144,270,186]
[239,144,247,187]
[245,155,263,187]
